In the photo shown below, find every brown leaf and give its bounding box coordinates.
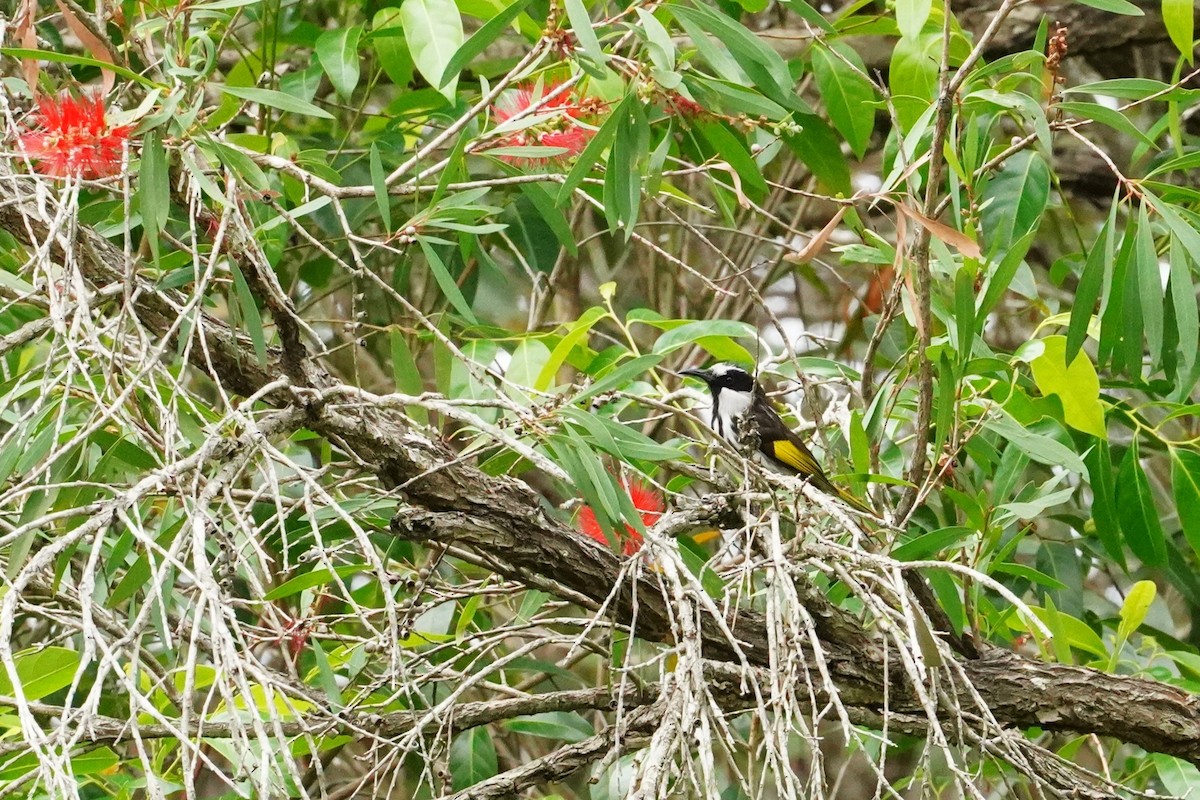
[15,0,39,91]
[782,205,848,265]
[54,0,116,92]
[895,203,982,260]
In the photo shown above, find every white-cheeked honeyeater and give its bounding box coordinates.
[681,363,877,518]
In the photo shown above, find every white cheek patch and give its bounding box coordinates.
[713,389,753,443]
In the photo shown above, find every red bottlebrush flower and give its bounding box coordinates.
[663,91,705,119]
[578,479,664,556]
[17,92,132,179]
[487,82,594,166]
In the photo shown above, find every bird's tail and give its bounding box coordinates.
[835,485,878,518]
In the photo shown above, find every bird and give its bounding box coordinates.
[680,363,878,517]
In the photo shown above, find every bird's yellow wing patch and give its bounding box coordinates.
[769,438,821,477]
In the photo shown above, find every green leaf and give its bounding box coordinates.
[1154,754,1200,797]
[1163,0,1195,62]
[564,0,608,76]
[440,0,531,86]
[982,413,1085,473]
[315,25,362,100]
[1055,101,1158,149]
[310,640,344,710]
[1029,336,1106,438]
[811,42,876,158]
[1074,0,1142,13]
[669,3,797,111]
[0,647,80,700]
[536,307,607,390]
[400,0,464,101]
[558,94,629,204]
[372,9,415,87]
[1134,203,1164,368]
[895,0,932,39]
[694,120,768,200]
[652,320,756,354]
[229,263,268,366]
[1168,236,1198,387]
[980,150,1050,258]
[892,526,974,561]
[1171,447,1200,559]
[573,353,664,406]
[218,84,334,119]
[417,238,477,322]
[138,130,170,262]
[264,564,369,601]
[450,727,498,790]
[504,712,594,742]
[370,143,392,230]
[0,47,161,88]
[1116,441,1167,567]
[603,98,649,239]
[1116,579,1156,648]
[888,32,938,132]
[1066,208,1115,362]
[1083,440,1126,568]
[978,231,1035,317]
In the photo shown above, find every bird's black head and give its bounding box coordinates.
[680,363,756,395]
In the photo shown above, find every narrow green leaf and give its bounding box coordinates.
[573,353,663,406]
[138,130,170,262]
[811,42,876,158]
[1171,447,1200,559]
[1134,203,1164,368]
[504,712,593,743]
[653,320,756,354]
[229,263,268,366]
[440,0,531,86]
[603,98,648,239]
[417,238,477,322]
[536,307,607,390]
[400,0,464,101]
[981,413,1086,473]
[310,640,345,710]
[1056,101,1158,149]
[558,94,630,204]
[564,0,608,76]
[1075,0,1142,13]
[1116,441,1167,566]
[369,143,392,230]
[1066,211,1114,362]
[218,84,334,119]
[694,120,768,200]
[315,25,362,100]
[0,47,160,88]
[372,9,415,87]
[979,231,1035,317]
[264,565,368,601]
[980,150,1050,258]
[1163,0,1195,62]
[1168,236,1198,387]
[668,3,797,110]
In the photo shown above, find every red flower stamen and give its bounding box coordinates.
[487,82,594,166]
[17,92,132,179]
[578,479,664,556]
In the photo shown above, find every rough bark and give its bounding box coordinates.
[3,168,1199,767]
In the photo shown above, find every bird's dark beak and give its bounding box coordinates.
[679,367,710,381]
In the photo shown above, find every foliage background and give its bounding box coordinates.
[0,0,1199,797]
